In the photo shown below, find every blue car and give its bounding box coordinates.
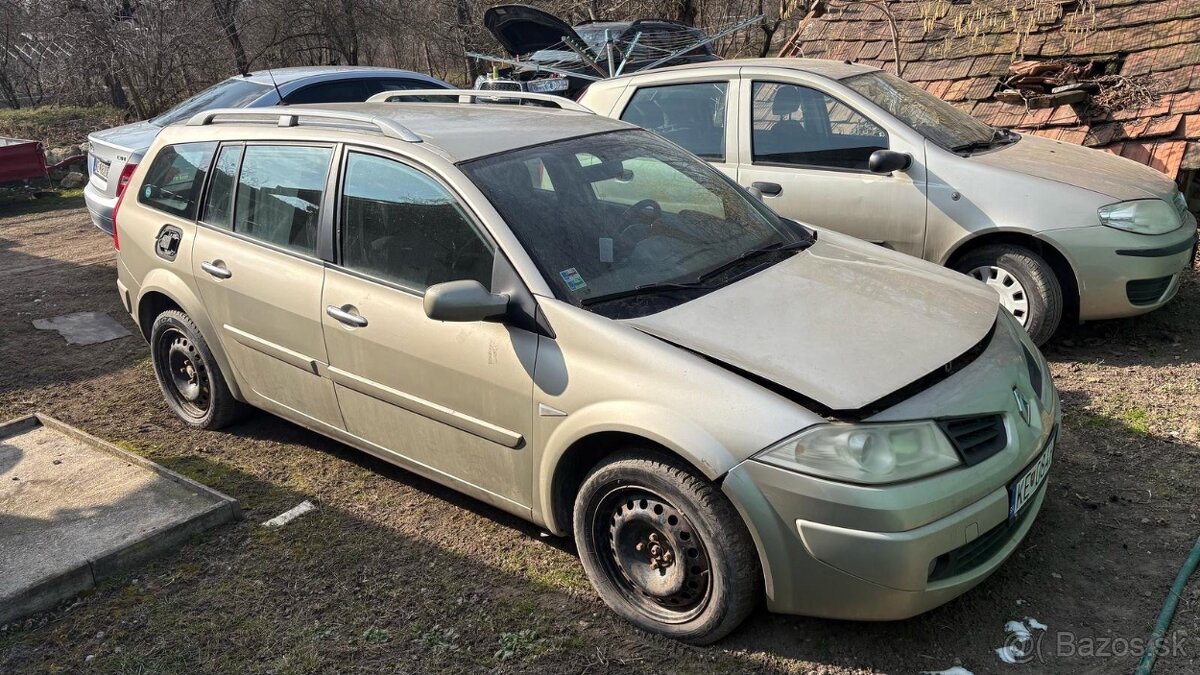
[85,66,452,233]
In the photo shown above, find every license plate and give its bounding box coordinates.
[1009,435,1054,520]
[94,160,110,180]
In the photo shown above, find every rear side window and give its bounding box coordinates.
[285,80,368,104]
[137,142,216,219]
[339,152,493,291]
[234,145,332,256]
[621,83,727,161]
[751,82,887,171]
[201,145,243,230]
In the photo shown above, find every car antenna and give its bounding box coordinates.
[266,66,285,105]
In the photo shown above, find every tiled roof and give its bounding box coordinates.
[780,0,1200,178]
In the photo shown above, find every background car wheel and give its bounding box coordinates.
[150,310,247,430]
[954,245,1062,345]
[573,450,760,645]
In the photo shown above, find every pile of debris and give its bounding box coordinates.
[994,59,1158,115]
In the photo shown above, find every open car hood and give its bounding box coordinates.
[484,5,584,57]
[624,230,1000,415]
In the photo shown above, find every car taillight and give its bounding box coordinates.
[111,184,127,250]
[116,162,137,197]
[110,163,136,250]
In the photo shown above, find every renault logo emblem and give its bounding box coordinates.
[1013,387,1033,426]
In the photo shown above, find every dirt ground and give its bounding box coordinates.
[1,200,1198,675]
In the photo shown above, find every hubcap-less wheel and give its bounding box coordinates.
[157,327,211,419]
[969,264,1030,325]
[593,486,712,624]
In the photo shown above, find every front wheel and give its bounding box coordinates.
[954,245,1063,345]
[573,451,760,644]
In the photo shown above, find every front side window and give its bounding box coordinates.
[751,82,887,171]
[461,130,810,318]
[339,152,493,291]
[285,80,368,104]
[621,82,727,161]
[137,141,216,219]
[233,145,332,256]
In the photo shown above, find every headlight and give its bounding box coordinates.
[1173,191,1189,215]
[526,78,568,93]
[1098,199,1182,235]
[755,421,961,484]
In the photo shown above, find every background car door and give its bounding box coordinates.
[321,149,537,514]
[735,79,928,258]
[191,142,344,429]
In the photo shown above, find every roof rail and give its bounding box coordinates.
[366,88,594,113]
[185,107,423,142]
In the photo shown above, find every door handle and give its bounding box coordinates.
[326,304,368,328]
[200,260,232,279]
[751,181,783,197]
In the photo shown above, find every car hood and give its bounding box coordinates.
[625,231,1000,413]
[484,5,583,57]
[87,120,160,160]
[972,134,1179,201]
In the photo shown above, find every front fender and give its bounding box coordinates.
[136,269,244,401]
[535,400,742,534]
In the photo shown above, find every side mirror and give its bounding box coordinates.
[869,149,912,174]
[423,280,509,322]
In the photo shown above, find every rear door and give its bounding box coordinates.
[735,75,928,257]
[191,142,344,429]
[321,148,537,514]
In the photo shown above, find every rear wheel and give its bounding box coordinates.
[150,310,247,429]
[573,451,759,644]
[954,245,1062,345]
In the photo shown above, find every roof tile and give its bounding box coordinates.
[1148,140,1187,175]
[1183,115,1200,139]
[1121,141,1153,165]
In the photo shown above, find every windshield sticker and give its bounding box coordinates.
[559,268,587,292]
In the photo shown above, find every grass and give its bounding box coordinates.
[0,105,124,148]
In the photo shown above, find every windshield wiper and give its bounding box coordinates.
[952,127,1016,153]
[696,237,815,283]
[579,281,716,307]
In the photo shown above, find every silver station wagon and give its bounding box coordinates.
[112,92,1060,643]
[580,59,1199,344]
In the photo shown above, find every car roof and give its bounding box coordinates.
[236,66,436,86]
[609,57,880,82]
[287,102,634,161]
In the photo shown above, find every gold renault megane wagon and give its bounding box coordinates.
[111,91,1060,643]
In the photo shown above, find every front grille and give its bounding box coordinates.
[928,504,1035,583]
[1126,276,1173,306]
[938,415,1007,466]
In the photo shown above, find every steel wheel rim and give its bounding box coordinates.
[969,264,1030,325]
[156,327,211,419]
[590,484,712,624]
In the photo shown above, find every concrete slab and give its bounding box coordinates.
[0,414,240,624]
[32,311,130,345]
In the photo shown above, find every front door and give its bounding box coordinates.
[191,142,344,429]
[321,149,537,513]
[736,80,928,257]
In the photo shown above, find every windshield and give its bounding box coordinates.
[151,79,272,126]
[461,130,809,318]
[842,71,1000,150]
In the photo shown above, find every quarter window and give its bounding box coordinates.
[621,82,728,161]
[233,145,332,256]
[339,152,493,291]
[137,142,216,219]
[751,82,887,171]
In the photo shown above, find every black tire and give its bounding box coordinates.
[573,450,760,645]
[150,310,247,430]
[954,244,1063,345]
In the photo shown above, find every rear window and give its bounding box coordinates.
[151,79,272,127]
[137,142,216,219]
